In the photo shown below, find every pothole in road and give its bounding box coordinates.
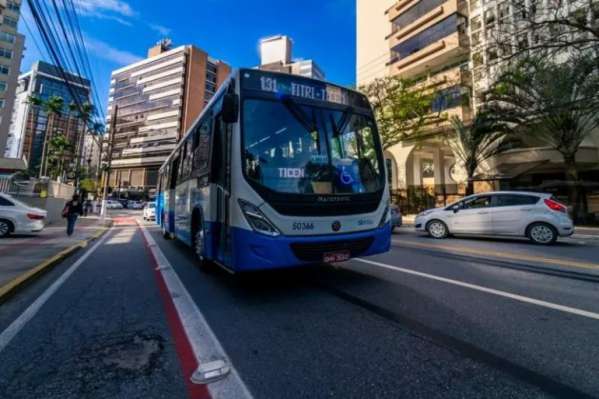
[79,332,165,376]
[100,334,163,373]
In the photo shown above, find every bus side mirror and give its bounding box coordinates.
[222,93,238,124]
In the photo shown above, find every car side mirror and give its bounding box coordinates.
[452,205,460,213]
[222,93,238,124]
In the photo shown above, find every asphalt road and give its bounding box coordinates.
[1,211,598,398]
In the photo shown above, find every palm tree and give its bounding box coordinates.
[447,113,516,195]
[487,52,599,221]
[38,95,65,178]
[47,134,73,181]
[69,101,95,185]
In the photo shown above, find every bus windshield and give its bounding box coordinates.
[243,98,384,195]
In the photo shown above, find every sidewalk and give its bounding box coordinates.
[0,215,111,300]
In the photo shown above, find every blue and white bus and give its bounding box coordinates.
[156,69,391,272]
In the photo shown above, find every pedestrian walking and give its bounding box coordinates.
[62,194,84,236]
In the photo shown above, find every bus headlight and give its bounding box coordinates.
[238,199,281,237]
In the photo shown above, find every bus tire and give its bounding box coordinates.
[192,212,213,271]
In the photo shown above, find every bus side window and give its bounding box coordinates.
[170,152,180,190]
[192,117,212,176]
[210,113,225,185]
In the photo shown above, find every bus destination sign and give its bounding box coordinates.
[241,70,369,108]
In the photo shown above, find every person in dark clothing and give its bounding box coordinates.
[64,194,83,236]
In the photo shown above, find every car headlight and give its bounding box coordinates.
[417,210,434,218]
[238,199,280,236]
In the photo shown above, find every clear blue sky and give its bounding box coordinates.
[20,0,357,120]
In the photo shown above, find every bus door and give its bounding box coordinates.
[166,153,180,234]
[211,112,231,264]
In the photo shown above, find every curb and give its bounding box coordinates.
[0,222,112,304]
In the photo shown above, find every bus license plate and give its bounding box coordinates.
[323,250,350,263]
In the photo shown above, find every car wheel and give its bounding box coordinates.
[527,222,557,245]
[0,219,12,238]
[426,220,449,239]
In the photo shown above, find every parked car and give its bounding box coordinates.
[105,200,124,209]
[390,204,402,233]
[143,202,156,221]
[117,199,129,209]
[414,191,573,245]
[129,200,145,210]
[0,193,47,237]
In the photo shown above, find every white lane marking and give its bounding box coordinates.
[0,229,112,353]
[138,223,253,399]
[355,258,599,321]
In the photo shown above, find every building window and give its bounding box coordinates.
[0,99,5,108]
[0,48,13,59]
[471,16,482,32]
[486,47,498,62]
[471,31,481,46]
[7,1,19,12]
[432,86,469,112]
[472,51,484,67]
[391,15,460,61]
[3,16,18,28]
[391,0,447,32]
[0,81,6,92]
[0,65,9,75]
[484,9,496,25]
[0,31,16,44]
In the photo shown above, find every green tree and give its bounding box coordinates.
[360,76,437,150]
[69,101,95,185]
[47,134,73,180]
[447,114,516,195]
[487,53,599,221]
[32,95,65,178]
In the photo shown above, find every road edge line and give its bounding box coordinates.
[0,222,112,304]
[356,258,599,321]
[138,222,254,399]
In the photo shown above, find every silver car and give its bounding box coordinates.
[415,191,574,245]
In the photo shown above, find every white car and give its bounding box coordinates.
[105,200,124,209]
[143,202,156,221]
[415,191,574,245]
[0,193,47,237]
[129,200,145,210]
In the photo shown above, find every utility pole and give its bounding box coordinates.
[100,104,118,218]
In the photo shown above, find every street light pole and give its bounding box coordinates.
[100,104,118,219]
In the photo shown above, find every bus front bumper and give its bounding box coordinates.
[230,223,391,271]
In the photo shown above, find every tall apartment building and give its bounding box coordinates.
[358,0,599,206]
[106,41,230,194]
[0,0,24,156]
[466,0,599,191]
[5,61,91,173]
[258,35,325,80]
[374,0,472,195]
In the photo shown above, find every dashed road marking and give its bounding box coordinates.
[355,258,599,321]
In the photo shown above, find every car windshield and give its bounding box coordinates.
[242,98,384,195]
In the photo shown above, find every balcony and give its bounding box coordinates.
[390,31,469,80]
[413,65,472,91]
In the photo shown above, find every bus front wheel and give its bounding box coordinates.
[192,217,213,272]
